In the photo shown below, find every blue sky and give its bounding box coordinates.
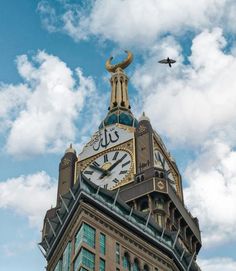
[1,1,236,270]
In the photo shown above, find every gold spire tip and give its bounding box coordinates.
[105,50,133,73]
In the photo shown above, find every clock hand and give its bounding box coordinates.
[89,164,109,175]
[107,154,127,172]
[98,159,123,179]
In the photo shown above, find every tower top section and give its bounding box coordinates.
[99,51,137,129]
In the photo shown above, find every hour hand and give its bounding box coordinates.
[89,164,108,174]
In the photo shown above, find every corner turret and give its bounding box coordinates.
[56,144,77,206]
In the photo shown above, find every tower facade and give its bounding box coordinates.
[40,51,201,271]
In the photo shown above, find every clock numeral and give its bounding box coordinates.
[103,184,108,189]
[104,154,108,163]
[84,170,94,175]
[122,160,130,168]
[121,153,128,161]
[112,151,119,160]
[92,161,100,167]
[119,170,128,175]
[112,178,119,183]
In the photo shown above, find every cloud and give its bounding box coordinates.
[184,140,236,247]
[38,0,236,47]
[132,28,236,146]
[0,50,96,157]
[0,171,57,228]
[0,84,29,133]
[198,257,236,271]
[130,28,236,249]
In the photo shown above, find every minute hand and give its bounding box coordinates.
[108,156,125,172]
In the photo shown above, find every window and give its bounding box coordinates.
[62,242,71,271]
[99,233,106,255]
[143,264,149,271]
[54,260,62,271]
[99,258,105,271]
[133,259,140,271]
[75,223,96,253]
[115,243,120,264]
[123,253,131,271]
[74,248,95,271]
[84,224,96,248]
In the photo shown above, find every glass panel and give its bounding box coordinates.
[99,233,106,255]
[84,224,96,248]
[99,258,105,271]
[75,225,84,253]
[82,248,95,271]
[54,260,62,271]
[75,223,96,253]
[74,248,83,271]
[62,242,71,271]
[74,248,95,271]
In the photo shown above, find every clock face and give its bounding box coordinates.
[154,150,177,191]
[82,150,132,189]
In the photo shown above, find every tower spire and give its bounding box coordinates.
[106,50,133,111]
[99,50,137,129]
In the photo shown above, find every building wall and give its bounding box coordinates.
[48,202,181,271]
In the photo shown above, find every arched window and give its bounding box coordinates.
[123,252,131,271]
[133,258,140,271]
[143,264,149,271]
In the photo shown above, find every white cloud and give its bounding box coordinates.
[132,28,236,146]
[184,140,236,247]
[129,28,236,249]
[0,84,29,132]
[38,0,236,47]
[0,171,56,228]
[198,257,236,271]
[1,50,96,157]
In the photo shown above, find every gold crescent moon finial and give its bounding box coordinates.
[105,50,133,73]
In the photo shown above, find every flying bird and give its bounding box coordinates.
[158,57,176,67]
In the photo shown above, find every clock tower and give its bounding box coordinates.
[40,51,202,271]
